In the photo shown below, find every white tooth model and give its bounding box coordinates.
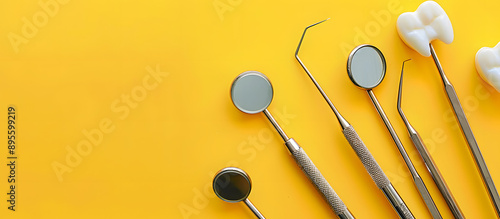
[397,1,453,57]
[476,42,500,92]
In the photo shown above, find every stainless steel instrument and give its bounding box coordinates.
[213,167,265,219]
[295,19,413,219]
[397,59,464,218]
[230,71,355,218]
[430,44,500,217]
[346,45,441,219]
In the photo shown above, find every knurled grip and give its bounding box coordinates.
[342,125,390,189]
[286,139,351,217]
[343,127,414,218]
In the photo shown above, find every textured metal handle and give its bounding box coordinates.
[285,138,354,218]
[342,125,390,188]
[343,125,415,218]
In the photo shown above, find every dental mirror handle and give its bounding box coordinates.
[342,125,414,218]
[430,44,500,216]
[367,90,442,218]
[367,90,417,174]
[244,199,265,219]
[407,125,464,218]
[263,110,354,218]
[285,138,355,219]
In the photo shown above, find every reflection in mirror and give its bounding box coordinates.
[347,45,386,89]
[231,71,273,114]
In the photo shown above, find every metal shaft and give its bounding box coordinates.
[263,109,289,142]
[368,90,417,174]
[367,89,441,218]
[408,126,463,219]
[244,199,265,219]
[381,184,415,219]
[430,44,500,217]
[294,18,350,129]
[398,60,464,218]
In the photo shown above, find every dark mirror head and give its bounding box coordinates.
[230,71,273,114]
[213,167,252,203]
[347,45,387,89]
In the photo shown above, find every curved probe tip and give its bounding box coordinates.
[295,18,329,57]
[397,59,412,121]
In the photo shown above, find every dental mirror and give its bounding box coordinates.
[231,71,273,114]
[230,71,355,218]
[213,167,265,219]
[230,71,287,142]
[347,45,441,218]
[347,45,386,89]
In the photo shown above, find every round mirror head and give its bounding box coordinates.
[230,71,273,114]
[347,45,387,89]
[213,167,252,203]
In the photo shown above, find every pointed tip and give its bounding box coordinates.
[401,59,411,70]
[319,18,330,23]
[307,18,330,28]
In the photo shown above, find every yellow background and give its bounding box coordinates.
[1,0,499,218]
